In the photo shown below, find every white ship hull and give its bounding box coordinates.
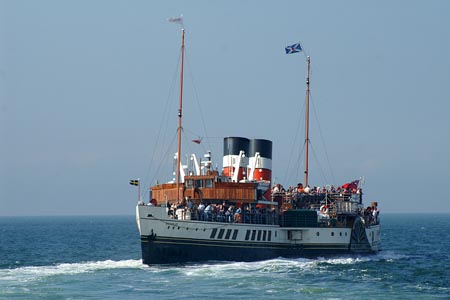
[136,205,381,264]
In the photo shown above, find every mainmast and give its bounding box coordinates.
[176,28,185,203]
[304,56,311,187]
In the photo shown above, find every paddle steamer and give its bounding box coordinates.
[135,23,381,264]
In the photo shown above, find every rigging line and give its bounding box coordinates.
[287,142,306,185]
[308,142,329,185]
[309,90,336,184]
[142,132,178,199]
[184,49,213,158]
[284,91,306,185]
[141,50,182,197]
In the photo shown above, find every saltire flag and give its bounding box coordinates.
[285,43,302,54]
[129,179,139,186]
[168,15,184,27]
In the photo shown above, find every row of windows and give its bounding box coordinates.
[185,179,214,188]
[209,228,276,242]
[245,229,273,242]
[210,228,238,240]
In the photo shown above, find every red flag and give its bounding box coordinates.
[192,139,201,144]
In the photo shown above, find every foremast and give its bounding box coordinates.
[176,28,185,204]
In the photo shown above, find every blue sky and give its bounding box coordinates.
[1,0,450,216]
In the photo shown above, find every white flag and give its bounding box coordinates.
[168,15,184,27]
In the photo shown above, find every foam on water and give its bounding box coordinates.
[0,259,145,283]
[163,252,410,278]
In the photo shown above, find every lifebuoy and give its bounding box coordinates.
[320,205,329,214]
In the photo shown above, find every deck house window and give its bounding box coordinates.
[225,229,232,239]
[205,179,213,188]
[251,230,256,241]
[186,179,194,188]
[218,229,225,239]
[232,230,238,240]
[195,179,203,188]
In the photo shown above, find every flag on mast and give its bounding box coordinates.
[168,15,184,27]
[129,179,139,186]
[285,43,302,54]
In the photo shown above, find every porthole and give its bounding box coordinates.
[316,232,320,236]
[331,232,334,237]
[340,232,342,236]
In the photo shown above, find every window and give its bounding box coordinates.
[268,231,272,241]
[225,229,232,240]
[245,230,251,241]
[218,229,225,239]
[195,179,203,188]
[185,179,194,188]
[316,232,320,237]
[210,228,217,239]
[251,230,257,241]
[331,232,334,236]
[263,230,267,241]
[257,230,262,241]
[205,179,213,188]
[232,230,238,240]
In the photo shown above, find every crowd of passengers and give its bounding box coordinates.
[272,182,363,199]
[167,198,279,225]
[140,181,379,225]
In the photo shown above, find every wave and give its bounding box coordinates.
[0,259,145,283]
[172,252,410,277]
[1,252,408,283]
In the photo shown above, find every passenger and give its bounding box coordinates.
[225,205,234,223]
[187,197,194,210]
[273,183,283,193]
[198,202,205,220]
[191,202,198,220]
[356,188,363,204]
[234,210,242,223]
[330,185,336,193]
[204,203,212,221]
[170,203,177,219]
[297,183,304,193]
[372,205,379,224]
[304,185,311,194]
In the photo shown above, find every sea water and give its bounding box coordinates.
[0,214,449,299]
